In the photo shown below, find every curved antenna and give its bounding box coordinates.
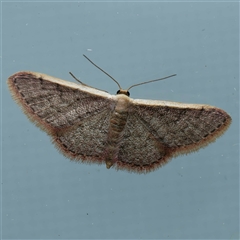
[69,72,86,85]
[127,74,177,91]
[83,54,122,89]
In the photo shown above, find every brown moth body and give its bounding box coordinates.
[106,94,130,168]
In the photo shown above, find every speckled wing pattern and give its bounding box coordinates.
[8,71,231,173]
[117,100,231,172]
[7,72,116,165]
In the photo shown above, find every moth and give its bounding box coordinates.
[7,55,231,173]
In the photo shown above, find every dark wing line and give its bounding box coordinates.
[129,103,231,154]
[7,71,115,135]
[129,109,198,149]
[55,106,114,135]
[130,111,166,144]
[56,108,111,151]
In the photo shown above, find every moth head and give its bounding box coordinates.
[116,89,130,97]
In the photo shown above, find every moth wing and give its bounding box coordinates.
[8,71,117,163]
[116,99,231,173]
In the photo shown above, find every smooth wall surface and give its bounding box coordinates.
[2,1,239,239]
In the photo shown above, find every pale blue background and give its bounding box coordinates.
[2,1,239,239]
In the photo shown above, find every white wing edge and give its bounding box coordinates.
[132,98,215,109]
[20,71,114,99]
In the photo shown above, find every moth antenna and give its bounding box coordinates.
[69,72,86,85]
[69,71,108,93]
[127,74,177,91]
[83,54,122,89]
